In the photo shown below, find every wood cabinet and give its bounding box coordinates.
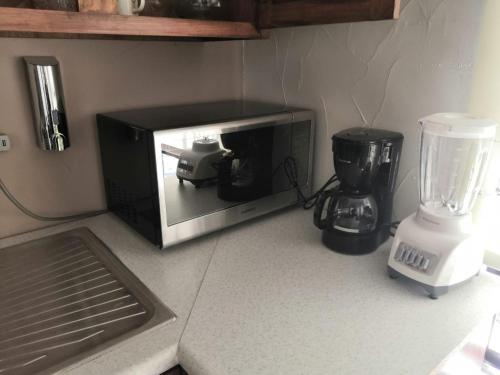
[0,7,261,40]
[0,0,400,40]
[259,0,400,29]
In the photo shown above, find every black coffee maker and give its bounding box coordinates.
[217,127,274,202]
[314,127,403,254]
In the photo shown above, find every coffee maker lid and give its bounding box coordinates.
[332,127,403,144]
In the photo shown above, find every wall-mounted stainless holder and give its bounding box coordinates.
[24,56,70,151]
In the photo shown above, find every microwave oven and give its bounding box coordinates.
[97,101,314,248]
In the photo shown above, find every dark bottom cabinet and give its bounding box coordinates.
[162,365,189,375]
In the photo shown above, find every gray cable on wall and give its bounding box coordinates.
[0,177,107,222]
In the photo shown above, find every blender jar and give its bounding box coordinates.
[419,113,497,217]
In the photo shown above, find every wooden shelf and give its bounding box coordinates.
[0,7,262,40]
[259,0,400,29]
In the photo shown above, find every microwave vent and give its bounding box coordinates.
[105,179,139,225]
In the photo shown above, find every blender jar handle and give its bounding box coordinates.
[314,190,336,230]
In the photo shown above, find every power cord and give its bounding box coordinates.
[283,157,338,210]
[0,177,107,222]
[389,221,400,237]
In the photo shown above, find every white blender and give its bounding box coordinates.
[388,113,497,299]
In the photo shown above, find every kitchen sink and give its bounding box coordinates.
[0,228,175,375]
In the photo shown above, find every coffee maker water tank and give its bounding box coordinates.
[332,128,403,192]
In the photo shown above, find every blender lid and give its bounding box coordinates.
[419,113,497,139]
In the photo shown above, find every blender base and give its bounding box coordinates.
[321,227,389,255]
[387,266,480,299]
[387,266,450,299]
[387,209,484,298]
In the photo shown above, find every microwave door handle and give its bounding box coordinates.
[161,144,184,159]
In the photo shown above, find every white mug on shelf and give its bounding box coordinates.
[118,0,145,16]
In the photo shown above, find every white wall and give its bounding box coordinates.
[0,0,489,238]
[243,0,485,221]
[0,38,241,238]
[469,0,500,259]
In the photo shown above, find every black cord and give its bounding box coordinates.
[302,175,338,210]
[389,221,400,237]
[283,156,338,210]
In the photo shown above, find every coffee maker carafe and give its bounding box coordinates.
[217,127,274,202]
[314,127,403,254]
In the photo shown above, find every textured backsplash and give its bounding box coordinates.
[0,0,489,238]
[0,39,242,238]
[243,0,485,220]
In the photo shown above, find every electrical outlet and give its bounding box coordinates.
[0,134,10,151]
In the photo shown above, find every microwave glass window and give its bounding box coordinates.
[161,121,311,226]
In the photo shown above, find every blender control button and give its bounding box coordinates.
[407,250,417,265]
[404,249,414,263]
[413,254,424,267]
[397,249,406,262]
[421,258,431,271]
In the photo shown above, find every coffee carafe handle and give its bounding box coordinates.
[313,190,336,230]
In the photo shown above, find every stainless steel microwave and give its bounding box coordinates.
[97,101,314,248]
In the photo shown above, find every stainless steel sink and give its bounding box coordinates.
[0,228,176,375]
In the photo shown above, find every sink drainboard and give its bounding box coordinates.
[0,228,175,375]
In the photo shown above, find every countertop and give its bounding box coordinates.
[0,213,218,375]
[2,209,500,375]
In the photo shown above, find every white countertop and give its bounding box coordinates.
[2,209,500,375]
[0,213,218,375]
[177,209,500,375]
